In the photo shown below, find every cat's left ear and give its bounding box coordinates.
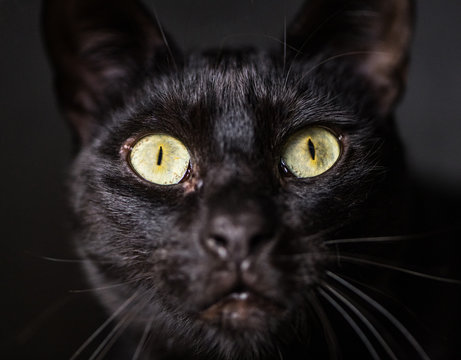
[287,0,415,116]
[43,0,177,144]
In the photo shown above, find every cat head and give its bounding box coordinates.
[44,0,414,358]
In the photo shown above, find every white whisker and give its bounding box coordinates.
[318,288,380,360]
[28,252,113,265]
[32,255,89,264]
[69,291,139,360]
[89,309,137,360]
[285,50,390,89]
[283,6,346,83]
[276,344,284,360]
[327,271,431,360]
[150,5,177,70]
[323,284,398,360]
[69,281,136,294]
[283,15,287,72]
[132,313,155,360]
[308,292,340,360]
[324,233,428,246]
[336,255,461,284]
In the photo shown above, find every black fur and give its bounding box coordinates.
[43,0,461,359]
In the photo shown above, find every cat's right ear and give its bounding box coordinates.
[43,0,177,144]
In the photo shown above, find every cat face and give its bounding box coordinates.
[44,0,414,358]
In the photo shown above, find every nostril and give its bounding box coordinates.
[211,234,228,248]
[203,209,277,261]
[205,235,229,258]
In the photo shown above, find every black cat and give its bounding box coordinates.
[43,0,461,359]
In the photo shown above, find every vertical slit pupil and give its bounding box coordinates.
[157,146,163,166]
[308,138,315,160]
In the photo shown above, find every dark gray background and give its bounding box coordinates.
[1,0,460,358]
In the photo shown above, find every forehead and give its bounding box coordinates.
[116,52,352,162]
[144,54,285,155]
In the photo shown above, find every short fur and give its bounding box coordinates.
[43,0,461,359]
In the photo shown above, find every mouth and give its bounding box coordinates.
[199,291,284,329]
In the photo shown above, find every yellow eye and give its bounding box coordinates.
[281,127,341,178]
[129,134,190,185]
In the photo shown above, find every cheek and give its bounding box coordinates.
[281,179,372,233]
[279,192,332,232]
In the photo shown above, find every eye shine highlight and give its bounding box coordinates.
[129,134,190,185]
[282,127,341,178]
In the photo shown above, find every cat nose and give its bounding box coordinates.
[203,210,275,262]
